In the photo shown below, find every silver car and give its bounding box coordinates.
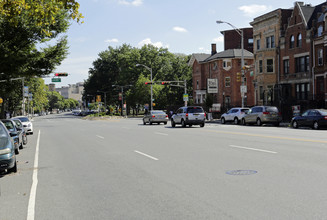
[241,106,281,126]
[221,107,249,124]
[171,106,205,127]
[143,110,168,125]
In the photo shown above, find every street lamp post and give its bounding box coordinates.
[136,64,153,111]
[216,20,245,107]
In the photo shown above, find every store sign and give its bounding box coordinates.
[207,79,218,93]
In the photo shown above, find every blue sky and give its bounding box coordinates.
[45,0,325,87]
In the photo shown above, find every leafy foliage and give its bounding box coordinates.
[84,44,192,113]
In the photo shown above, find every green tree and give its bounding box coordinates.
[47,91,64,111]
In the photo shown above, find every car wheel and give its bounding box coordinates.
[256,118,262,126]
[292,120,298,129]
[221,117,226,124]
[313,121,319,130]
[189,124,192,127]
[200,123,205,127]
[171,119,176,128]
[19,142,23,149]
[8,160,17,173]
[241,118,246,125]
[143,119,146,125]
[234,117,239,125]
[164,122,167,125]
[181,119,186,128]
[274,122,280,127]
[15,146,19,155]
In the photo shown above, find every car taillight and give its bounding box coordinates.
[165,115,168,118]
[186,113,188,117]
[152,115,155,118]
[263,112,269,115]
[324,116,327,120]
[204,112,206,118]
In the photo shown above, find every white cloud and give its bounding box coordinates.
[173,26,188,33]
[118,0,143,6]
[105,38,119,43]
[213,36,224,43]
[138,38,169,48]
[238,4,273,17]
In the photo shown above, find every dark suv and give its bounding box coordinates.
[171,106,206,127]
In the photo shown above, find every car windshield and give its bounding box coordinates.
[187,107,203,113]
[3,121,14,131]
[0,124,7,136]
[16,117,29,122]
[266,107,278,113]
[13,120,22,127]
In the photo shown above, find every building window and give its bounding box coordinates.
[284,59,289,75]
[318,49,323,66]
[259,60,263,73]
[256,39,260,50]
[318,25,323,37]
[266,59,274,72]
[225,77,231,87]
[297,34,302,47]
[248,38,253,47]
[295,56,310,72]
[265,36,275,48]
[196,80,199,90]
[290,35,295,48]
[223,60,232,70]
[296,83,310,100]
[225,96,231,108]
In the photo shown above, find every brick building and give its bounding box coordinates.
[221,28,254,53]
[278,2,327,120]
[312,3,327,109]
[250,8,292,107]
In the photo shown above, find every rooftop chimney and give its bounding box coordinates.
[211,43,217,55]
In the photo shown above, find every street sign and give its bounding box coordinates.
[240,85,247,93]
[24,86,29,97]
[96,95,101,102]
[183,94,189,101]
[52,78,61,82]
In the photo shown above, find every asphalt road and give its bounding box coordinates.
[1,113,327,220]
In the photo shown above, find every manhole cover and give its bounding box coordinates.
[226,170,257,175]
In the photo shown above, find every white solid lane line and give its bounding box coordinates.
[27,130,41,220]
[134,150,159,161]
[154,132,168,136]
[96,135,104,139]
[229,145,277,154]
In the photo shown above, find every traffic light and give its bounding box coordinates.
[55,72,68,77]
[236,72,241,82]
[161,81,169,85]
[145,82,152,85]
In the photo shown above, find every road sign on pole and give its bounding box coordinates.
[52,78,61,82]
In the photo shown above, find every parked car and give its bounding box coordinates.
[12,119,28,146]
[291,109,327,129]
[241,106,281,126]
[221,107,250,124]
[12,116,33,135]
[143,110,168,125]
[0,121,17,173]
[1,119,23,154]
[171,106,206,127]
